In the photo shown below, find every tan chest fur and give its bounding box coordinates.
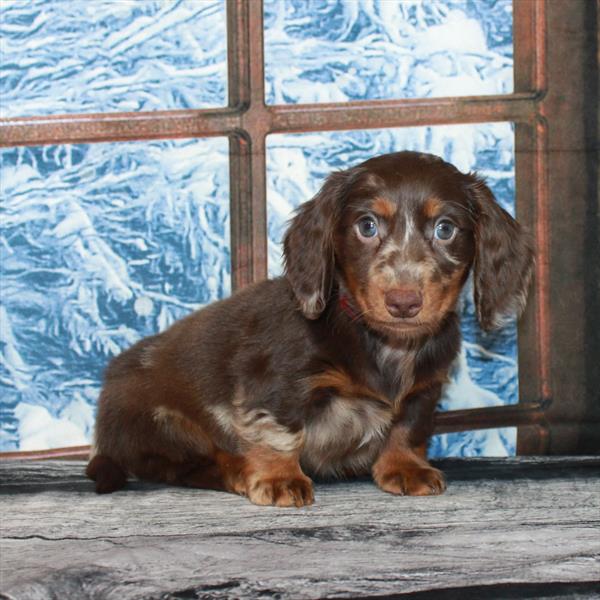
[300,395,393,478]
[299,343,416,478]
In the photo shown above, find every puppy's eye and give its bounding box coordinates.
[434,219,457,242]
[356,217,378,239]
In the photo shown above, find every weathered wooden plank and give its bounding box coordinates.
[1,458,599,599]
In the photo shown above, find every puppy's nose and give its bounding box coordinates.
[384,289,423,318]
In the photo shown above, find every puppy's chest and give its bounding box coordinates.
[300,345,415,477]
[300,393,392,478]
[373,342,417,400]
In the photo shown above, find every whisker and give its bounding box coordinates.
[350,307,373,324]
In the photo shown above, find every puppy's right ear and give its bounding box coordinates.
[283,171,351,319]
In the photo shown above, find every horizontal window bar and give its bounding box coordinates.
[1,93,541,148]
[268,94,540,134]
[435,402,547,434]
[0,109,240,148]
[0,446,91,461]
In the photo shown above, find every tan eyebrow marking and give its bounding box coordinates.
[423,196,443,220]
[371,197,397,219]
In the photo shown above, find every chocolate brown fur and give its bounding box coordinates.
[87,151,533,505]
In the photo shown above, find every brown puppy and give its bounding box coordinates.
[86,151,533,506]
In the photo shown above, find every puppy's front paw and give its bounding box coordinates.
[247,475,314,507]
[376,465,446,496]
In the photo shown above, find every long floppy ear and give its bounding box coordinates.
[283,171,351,319]
[467,173,535,331]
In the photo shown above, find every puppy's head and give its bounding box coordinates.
[284,151,533,336]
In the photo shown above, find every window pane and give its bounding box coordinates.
[0,0,227,118]
[430,428,516,458]
[0,138,230,451]
[266,122,518,457]
[264,0,513,105]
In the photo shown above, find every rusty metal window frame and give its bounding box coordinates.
[0,0,554,459]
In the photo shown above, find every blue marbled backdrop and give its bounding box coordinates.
[0,0,516,456]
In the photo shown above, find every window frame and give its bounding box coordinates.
[1,0,597,458]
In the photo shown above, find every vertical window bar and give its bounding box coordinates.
[513,0,551,453]
[227,0,268,291]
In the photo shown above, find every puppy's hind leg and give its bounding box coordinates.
[132,453,228,492]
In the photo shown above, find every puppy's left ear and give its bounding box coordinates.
[467,174,535,331]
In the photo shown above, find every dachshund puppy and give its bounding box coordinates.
[87,151,533,506]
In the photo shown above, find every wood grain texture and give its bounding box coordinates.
[1,458,599,599]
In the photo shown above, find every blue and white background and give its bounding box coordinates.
[0,0,517,456]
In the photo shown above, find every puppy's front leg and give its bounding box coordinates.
[216,447,314,508]
[372,384,446,496]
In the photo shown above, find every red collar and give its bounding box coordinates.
[339,295,359,320]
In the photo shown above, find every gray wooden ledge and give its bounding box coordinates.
[1,457,599,599]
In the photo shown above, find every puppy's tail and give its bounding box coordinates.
[86,454,127,494]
